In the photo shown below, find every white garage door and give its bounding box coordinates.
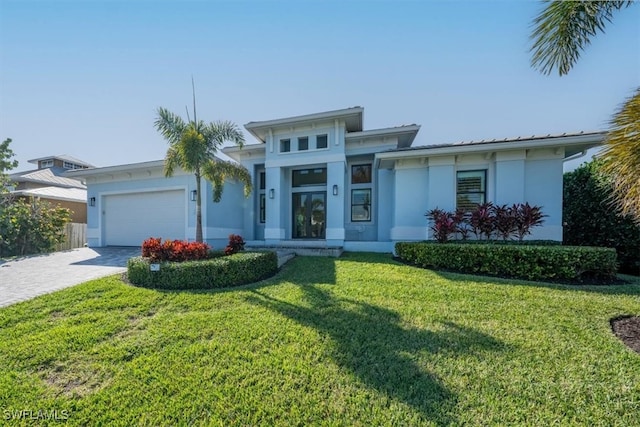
[104,190,186,246]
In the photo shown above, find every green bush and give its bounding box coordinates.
[564,160,640,275]
[127,251,278,290]
[395,242,617,283]
[0,198,71,257]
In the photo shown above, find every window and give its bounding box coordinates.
[280,139,290,153]
[259,194,266,223]
[40,159,53,168]
[457,170,486,211]
[316,134,328,149]
[292,168,327,187]
[298,137,308,151]
[351,164,372,184]
[258,171,266,223]
[351,189,371,222]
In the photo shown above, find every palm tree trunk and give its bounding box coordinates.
[195,172,203,243]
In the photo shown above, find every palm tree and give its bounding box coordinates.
[155,99,251,242]
[530,0,639,222]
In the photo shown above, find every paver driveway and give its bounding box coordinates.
[0,247,140,307]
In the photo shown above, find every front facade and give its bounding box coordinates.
[70,107,604,251]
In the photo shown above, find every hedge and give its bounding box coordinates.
[395,242,617,283]
[127,251,278,290]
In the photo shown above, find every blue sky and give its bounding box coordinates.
[1,0,638,172]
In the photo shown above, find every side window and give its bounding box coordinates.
[258,171,266,223]
[456,170,486,211]
[316,134,328,149]
[280,139,290,153]
[351,164,372,222]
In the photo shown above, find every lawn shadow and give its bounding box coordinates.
[427,268,640,297]
[245,272,506,425]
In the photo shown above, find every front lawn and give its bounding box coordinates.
[1,253,639,425]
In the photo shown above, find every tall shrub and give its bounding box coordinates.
[563,160,639,275]
[0,198,71,256]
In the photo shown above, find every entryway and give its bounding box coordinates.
[292,192,326,239]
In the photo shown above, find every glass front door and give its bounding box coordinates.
[292,192,326,239]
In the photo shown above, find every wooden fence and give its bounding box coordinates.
[56,222,87,251]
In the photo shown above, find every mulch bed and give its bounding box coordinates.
[611,316,640,355]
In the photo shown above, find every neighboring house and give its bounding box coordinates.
[9,155,93,223]
[69,107,604,251]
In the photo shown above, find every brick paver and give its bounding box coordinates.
[0,247,140,307]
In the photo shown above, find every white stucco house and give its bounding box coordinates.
[68,107,604,252]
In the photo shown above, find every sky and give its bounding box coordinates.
[1,0,638,173]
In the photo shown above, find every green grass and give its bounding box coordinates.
[1,253,639,426]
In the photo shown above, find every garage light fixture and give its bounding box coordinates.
[89,197,96,207]
[332,184,339,196]
[269,188,275,199]
[190,190,197,201]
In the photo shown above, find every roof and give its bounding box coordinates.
[393,130,606,152]
[345,124,421,149]
[28,154,95,168]
[245,107,364,143]
[375,130,606,167]
[10,168,86,189]
[11,187,87,203]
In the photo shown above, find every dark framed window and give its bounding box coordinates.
[351,189,371,222]
[259,194,266,223]
[259,172,266,190]
[351,164,372,184]
[316,134,328,149]
[298,136,308,151]
[292,168,327,187]
[457,170,486,211]
[280,139,290,153]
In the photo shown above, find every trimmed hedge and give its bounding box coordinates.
[395,242,617,283]
[127,251,278,290]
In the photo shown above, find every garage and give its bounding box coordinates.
[103,190,186,246]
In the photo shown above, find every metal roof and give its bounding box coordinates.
[10,168,86,189]
[11,186,87,203]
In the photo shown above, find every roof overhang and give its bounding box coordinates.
[11,187,86,203]
[375,131,606,169]
[222,144,266,163]
[65,160,168,179]
[244,107,364,143]
[346,125,420,149]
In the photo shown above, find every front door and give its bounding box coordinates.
[292,192,326,239]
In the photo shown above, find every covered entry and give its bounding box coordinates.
[292,192,325,239]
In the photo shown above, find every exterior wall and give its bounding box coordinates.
[524,150,564,240]
[15,196,86,223]
[390,159,430,241]
[204,178,248,249]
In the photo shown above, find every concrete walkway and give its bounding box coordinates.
[0,247,140,308]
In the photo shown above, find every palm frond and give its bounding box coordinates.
[202,120,246,156]
[154,107,187,145]
[164,146,180,177]
[202,159,253,202]
[601,88,640,222]
[530,1,632,76]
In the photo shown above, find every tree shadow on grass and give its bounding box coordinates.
[245,279,506,425]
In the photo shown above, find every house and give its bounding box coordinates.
[68,107,604,251]
[9,155,93,223]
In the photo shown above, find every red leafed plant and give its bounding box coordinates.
[142,237,210,262]
[425,208,460,243]
[224,234,245,255]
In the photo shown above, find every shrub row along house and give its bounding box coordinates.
[67,107,603,252]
